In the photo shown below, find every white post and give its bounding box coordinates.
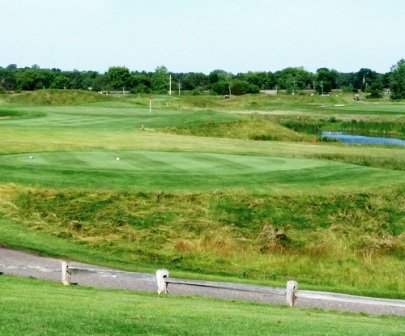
[156,269,169,294]
[286,280,298,307]
[169,75,172,95]
[149,95,152,113]
[61,261,71,285]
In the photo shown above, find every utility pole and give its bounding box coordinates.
[149,95,152,113]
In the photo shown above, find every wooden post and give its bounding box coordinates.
[286,280,297,307]
[61,261,71,285]
[156,269,169,294]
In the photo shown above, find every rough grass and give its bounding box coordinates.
[4,89,113,106]
[162,116,310,141]
[1,184,404,297]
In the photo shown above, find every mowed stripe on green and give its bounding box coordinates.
[0,151,328,173]
[0,151,402,193]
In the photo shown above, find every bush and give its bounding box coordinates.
[211,81,230,96]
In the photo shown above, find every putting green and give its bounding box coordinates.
[0,151,402,193]
[3,151,329,174]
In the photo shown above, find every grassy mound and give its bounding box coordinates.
[162,117,310,141]
[5,89,112,106]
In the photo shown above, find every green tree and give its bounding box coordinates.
[231,79,259,95]
[246,71,271,89]
[151,66,169,94]
[107,66,132,90]
[15,70,37,90]
[315,68,339,94]
[182,72,209,91]
[274,67,313,93]
[211,80,230,95]
[208,69,232,85]
[92,74,109,92]
[0,67,17,91]
[389,59,405,100]
[353,68,378,92]
[50,75,71,89]
[131,71,151,93]
[366,80,384,99]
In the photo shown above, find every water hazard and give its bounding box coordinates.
[322,131,405,146]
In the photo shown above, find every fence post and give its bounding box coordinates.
[156,269,169,294]
[61,261,71,285]
[286,280,297,307]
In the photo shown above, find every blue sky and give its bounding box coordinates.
[1,0,404,74]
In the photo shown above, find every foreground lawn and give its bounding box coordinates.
[0,276,404,336]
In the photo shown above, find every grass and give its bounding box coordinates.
[0,151,403,193]
[0,90,404,299]
[1,275,404,336]
[1,185,404,297]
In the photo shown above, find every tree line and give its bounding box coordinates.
[1,60,405,99]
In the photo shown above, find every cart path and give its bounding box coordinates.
[1,247,404,316]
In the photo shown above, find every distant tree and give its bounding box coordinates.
[315,68,339,94]
[151,66,169,93]
[243,71,271,89]
[231,79,259,95]
[92,74,109,92]
[131,71,151,93]
[354,68,378,92]
[389,59,405,100]
[211,80,230,95]
[15,70,37,90]
[81,71,100,90]
[208,69,232,85]
[50,75,71,89]
[66,70,85,90]
[274,67,313,92]
[0,67,17,91]
[366,80,384,99]
[1,77,16,91]
[182,72,209,91]
[107,66,132,90]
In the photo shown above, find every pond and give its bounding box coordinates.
[322,131,405,146]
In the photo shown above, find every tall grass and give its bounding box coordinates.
[1,184,404,297]
[4,89,113,106]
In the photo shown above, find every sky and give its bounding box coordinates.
[1,0,404,74]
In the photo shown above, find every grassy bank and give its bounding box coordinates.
[1,185,404,297]
[1,276,404,336]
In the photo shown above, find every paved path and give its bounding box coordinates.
[1,247,404,316]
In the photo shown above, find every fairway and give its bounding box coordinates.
[0,150,402,193]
